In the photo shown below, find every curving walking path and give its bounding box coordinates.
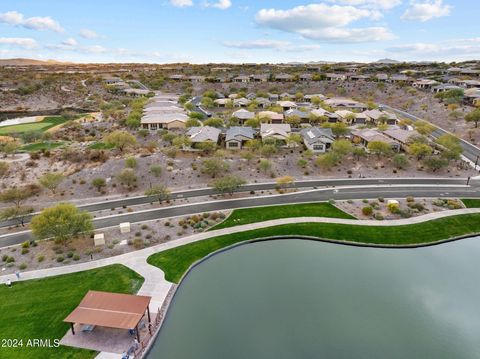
[3,207,480,308]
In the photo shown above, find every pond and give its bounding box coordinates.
[147,238,480,359]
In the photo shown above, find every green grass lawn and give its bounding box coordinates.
[21,141,65,152]
[0,264,144,359]
[0,116,70,135]
[210,202,355,230]
[148,213,480,283]
[461,199,480,208]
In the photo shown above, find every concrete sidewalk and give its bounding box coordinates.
[3,207,480,308]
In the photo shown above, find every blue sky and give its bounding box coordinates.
[0,0,478,63]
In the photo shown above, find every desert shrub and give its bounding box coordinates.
[362,206,373,216]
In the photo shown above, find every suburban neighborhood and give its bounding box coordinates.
[2,1,480,359]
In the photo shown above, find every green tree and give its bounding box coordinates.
[91,178,106,191]
[0,186,38,226]
[104,130,137,152]
[436,134,462,161]
[1,141,20,157]
[258,159,272,173]
[145,184,171,204]
[367,141,393,159]
[202,158,229,178]
[316,152,341,170]
[392,154,409,169]
[261,144,277,157]
[414,121,435,136]
[39,172,64,194]
[332,139,353,156]
[117,168,137,188]
[203,117,224,128]
[0,161,8,177]
[465,108,480,128]
[150,165,162,177]
[125,157,138,168]
[408,143,433,160]
[210,175,246,195]
[31,203,93,244]
[423,156,448,172]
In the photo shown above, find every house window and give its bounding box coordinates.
[313,144,324,151]
[150,124,158,130]
[228,141,239,148]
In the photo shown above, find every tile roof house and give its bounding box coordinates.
[233,97,251,107]
[285,109,309,121]
[324,98,367,111]
[276,101,297,111]
[383,129,419,149]
[300,127,335,153]
[363,109,398,125]
[231,109,255,124]
[187,126,221,144]
[258,111,284,124]
[225,126,255,150]
[304,94,326,102]
[260,123,292,144]
[352,129,400,151]
[310,108,340,123]
[141,113,188,130]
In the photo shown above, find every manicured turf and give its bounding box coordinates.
[0,116,70,135]
[209,202,355,230]
[0,264,144,359]
[148,213,480,283]
[461,199,480,208]
[21,141,64,152]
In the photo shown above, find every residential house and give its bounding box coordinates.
[299,73,313,81]
[352,129,401,152]
[388,74,412,83]
[141,113,188,130]
[432,84,463,93]
[256,97,272,108]
[258,111,284,124]
[363,109,398,125]
[260,123,292,145]
[412,79,439,89]
[251,74,269,82]
[121,88,150,97]
[375,74,389,81]
[214,98,231,107]
[324,98,367,111]
[285,109,309,123]
[187,126,221,147]
[326,73,347,81]
[233,75,250,83]
[300,127,335,153]
[268,93,280,102]
[310,108,340,123]
[382,129,419,150]
[276,101,297,111]
[233,97,251,107]
[280,92,295,100]
[225,127,255,150]
[231,109,255,124]
[168,74,184,81]
[188,76,205,83]
[335,110,368,125]
[275,73,295,82]
[304,94,326,102]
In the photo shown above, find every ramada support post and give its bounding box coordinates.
[147,305,152,334]
[70,323,75,335]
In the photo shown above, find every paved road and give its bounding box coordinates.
[1,183,479,248]
[0,178,470,228]
[381,104,480,165]
[189,96,211,118]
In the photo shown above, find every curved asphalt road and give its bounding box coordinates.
[1,183,479,248]
[0,178,470,228]
[381,104,480,165]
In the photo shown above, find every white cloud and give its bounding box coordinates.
[223,39,321,52]
[386,38,480,58]
[328,0,402,10]
[401,0,452,22]
[255,3,394,43]
[204,0,232,9]
[0,11,63,32]
[170,0,194,7]
[62,38,78,47]
[0,37,38,49]
[79,29,99,39]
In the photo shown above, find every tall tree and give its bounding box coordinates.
[31,203,93,244]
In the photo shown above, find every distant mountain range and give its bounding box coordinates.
[0,58,74,66]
